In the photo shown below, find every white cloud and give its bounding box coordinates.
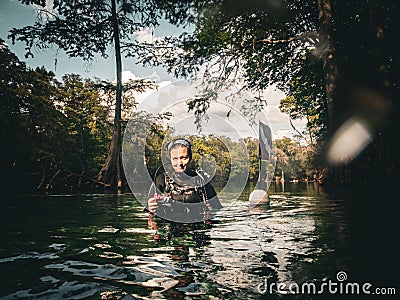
[275,129,290,139]
[261,85,286,106]
[112,70,172,105]
[134,28,154,43]
[136,80,172,104]
[145,71,162,82]
[121,70,139,83]
[125,77,307,141]
[249,85,307,140]
[170,58,306,140]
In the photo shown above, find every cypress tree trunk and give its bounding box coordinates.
[367,2,395,183]
[96,0,123,190]
[317,0,338,132]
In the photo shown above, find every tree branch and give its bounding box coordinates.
[90,177,111,188]
[258,31,319,45]
[289,118,309,144]
[45,169,61,191]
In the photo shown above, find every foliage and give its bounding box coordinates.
[9,0,197,60]
[1,39,64,193]
[6,0,400,188]
[1,38,314,194]
[56,74,112,178]
[8,0,199,188]
[279,55,327,144]
[1,42,129,193]
[140,0,319,91]
[136,0,325,142]
[273,137,317,181]
[140,0,400,185]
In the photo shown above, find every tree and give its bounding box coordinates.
[0,39,67,193]
[317,0,337,129]
[140,0,320,100]
[279,54,326,145]
[242,137,260,182]
[1,39,161,194]
[57,74,112,184]
[0,39,30,182]
[140,0,400,185]
[274,137,313,181]
[9,0,198,190]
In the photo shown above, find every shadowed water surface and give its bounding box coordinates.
[0,183,398,299]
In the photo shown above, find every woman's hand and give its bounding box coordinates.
[147,197,158,213]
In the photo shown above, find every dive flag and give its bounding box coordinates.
[259,121,272,160]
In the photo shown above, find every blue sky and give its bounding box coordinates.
[0,0,306,140]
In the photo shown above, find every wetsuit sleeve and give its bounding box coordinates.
[155,173,166,193]
[205,182,223,209]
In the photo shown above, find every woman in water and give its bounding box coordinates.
[146,138,222,223]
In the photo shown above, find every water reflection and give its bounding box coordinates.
[0,185,397,299]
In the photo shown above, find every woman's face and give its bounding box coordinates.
[170,145,190,172]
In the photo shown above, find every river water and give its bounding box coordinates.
[0,183,398,299]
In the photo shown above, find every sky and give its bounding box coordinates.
[0,0,306,140]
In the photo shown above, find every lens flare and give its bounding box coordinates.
[327,117,373,165]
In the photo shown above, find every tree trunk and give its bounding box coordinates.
[368,2,396,183]
[96,0,123,190]
[317,0,338,132]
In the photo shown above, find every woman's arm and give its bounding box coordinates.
[145,173,166,213]
[204,182,223,209]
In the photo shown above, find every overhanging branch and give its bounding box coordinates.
[258,31,319,45]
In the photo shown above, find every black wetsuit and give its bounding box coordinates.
[149,167,222,222]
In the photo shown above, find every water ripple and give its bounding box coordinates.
[0,187,357,299]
